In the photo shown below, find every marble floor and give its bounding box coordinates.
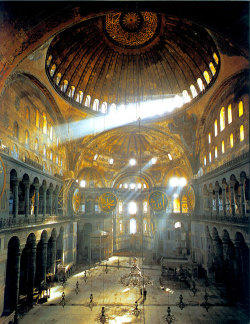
[19,256,249,324]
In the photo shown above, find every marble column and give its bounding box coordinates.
[3,243,21,315]
[214,183,220,216]
[40,240,48,283]
[230,179,236,216]
[27,243,36,306]
[208,188,213,217]
[50,238,57,274]
[212,237,223,281]
[222,183,227,216]
[24,181,30,218]
[239,178,246,217]
[13,179,19,218]
[54,191,59,215]
[48,188,53,216]
[42,184,47,219]
[34,185,39,218]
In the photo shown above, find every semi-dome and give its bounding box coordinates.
[46,11,220,117]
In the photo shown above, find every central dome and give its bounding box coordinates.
[46,12,220,116]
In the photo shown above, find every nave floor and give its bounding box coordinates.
[19,257,249,324]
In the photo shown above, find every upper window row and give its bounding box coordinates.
[208,101,244,143]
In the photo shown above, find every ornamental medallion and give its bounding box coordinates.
[149,191,168,211]
[99,192,117,212]
[72,188,80,213]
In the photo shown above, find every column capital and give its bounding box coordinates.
[23,180,30,188]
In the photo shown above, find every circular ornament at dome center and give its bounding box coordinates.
[103,11,160,48]
[120,12,143,32]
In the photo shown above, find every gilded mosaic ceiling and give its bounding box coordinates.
[103,11,160,48]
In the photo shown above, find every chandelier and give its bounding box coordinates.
[120,257,152,288]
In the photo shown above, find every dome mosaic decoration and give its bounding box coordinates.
[103,11,160,48]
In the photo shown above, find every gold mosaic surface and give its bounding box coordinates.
[104,11,159,47]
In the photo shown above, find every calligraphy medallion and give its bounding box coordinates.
[149,191,168,211]
[99,192,117,212]
[72,188,80,213]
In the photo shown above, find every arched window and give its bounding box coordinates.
[197,78,205,91]
[119,220,123,232]
[204,156,206,166]
[109,103,116,114]
[208,132,211,144]
[46,55,52,67]
[50,64,56,77]
[203,71,210,84]
[240,125,244,141]
[209,152,212,163]
[128,201,137,214]
[68,86,75,98]
[56,154,58,164]
[50,150,53,161]
[222,140,225,154]
[220,107,225,131]
[143,201,148,213]
[182,90,191,103]
[35,138,38,151]
[230,133,234,148]
[174,221,181,228]
[190,84,197,98]
[213,53,219,65]
[80,180,86,188]
[56,73,61,85]
[36,110,39,128]
[173,196,180,213]
[209,62,216,76]
[85,95,91,107]
[61,80,68,93]
[101,102,107,113]
[214,119,218,137]
[43,145,46,157]
[42,113,47,134]
[49,125,53,141]
[119,201,123,213]
[76,91,83,104]
[239,101,243,117]
[182,195,188,213]
[13,121,19,139]
[25,107,30,123]
[143,219,147,233]
[215,146,218,158]
[130,218,136,234]
[93,99,99,111]
[25,130,29,146]
[228,104,232,124]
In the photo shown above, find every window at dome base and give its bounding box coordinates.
[240,125,244,141]
[228,104,232,124]
[239,101,243,117]
[222,140,225,154]
[220,107,225,131]
[230,133,234,148]
[204,71,210,84]
[130,218,136,234]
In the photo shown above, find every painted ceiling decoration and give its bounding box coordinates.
[103,11,160,48]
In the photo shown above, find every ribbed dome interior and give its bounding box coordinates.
[46,12,220,114]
